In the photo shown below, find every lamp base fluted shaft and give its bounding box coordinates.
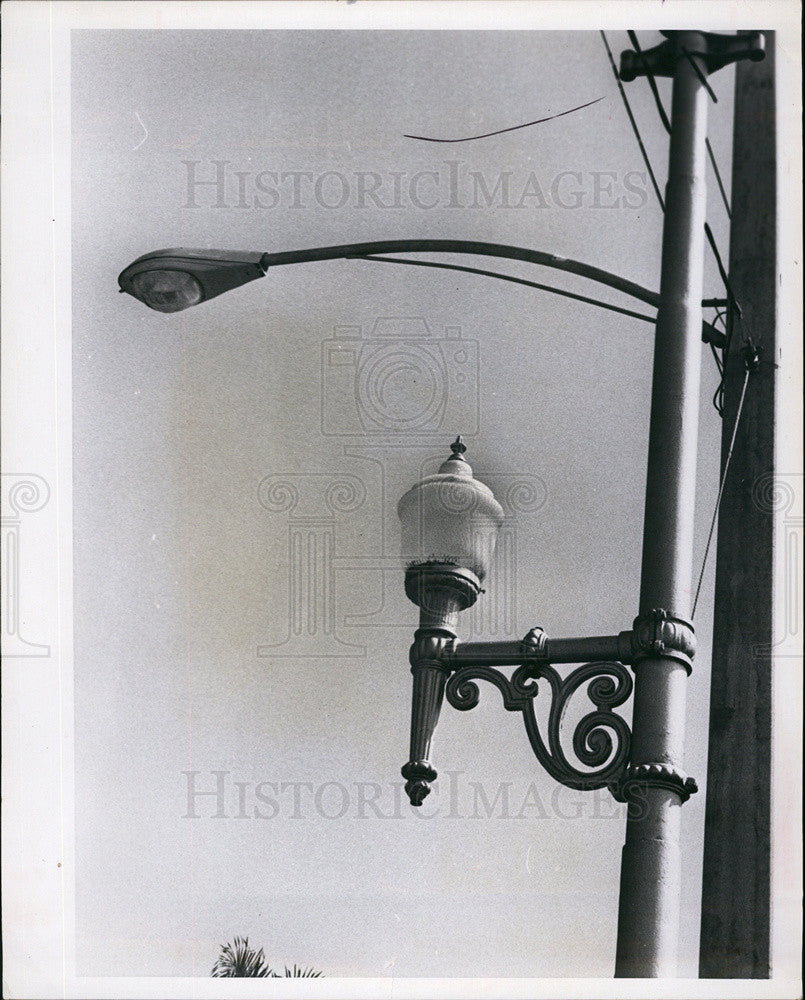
[402,563,481,805]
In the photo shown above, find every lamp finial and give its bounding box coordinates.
[449,435,467,462]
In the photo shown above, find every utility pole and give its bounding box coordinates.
[699,34,776,979]
[613,31,765,978]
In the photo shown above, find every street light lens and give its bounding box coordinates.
[129,269,204,313]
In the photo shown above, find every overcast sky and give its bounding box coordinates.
[70,27,737,978]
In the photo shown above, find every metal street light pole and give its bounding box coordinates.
[613,32,710,978]
[614,30,764,977]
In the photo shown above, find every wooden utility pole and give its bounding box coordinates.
[699,35,776,979]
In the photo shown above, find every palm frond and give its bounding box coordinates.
[281,964,323,977]
[211,936,271,978]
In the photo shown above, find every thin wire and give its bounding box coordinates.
[712,354,725,415]
[627,31,672,133]
[722,303,740,410]
[682,47,718,103]
[597,32,755,479]
[692,364,752,616]
[627,31,732,219]
[704,222,738,311]
[611,30,738,415]
[712,303,736,416]
[600,31,665,211]
[711,342,724,376]
[710,309,726,370]
[705,224,744,417]
[403,96,605,143]
[706,138,732,219]
[709,306,732,414]
[608,31,735,292]
[357,254,658,324]
[710,342,723,376]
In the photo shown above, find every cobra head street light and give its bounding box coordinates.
[118,249,269,313]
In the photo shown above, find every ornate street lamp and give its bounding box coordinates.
[116,30,765,979]
[396,434,648,809]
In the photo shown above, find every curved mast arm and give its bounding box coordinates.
[261,238,662,308]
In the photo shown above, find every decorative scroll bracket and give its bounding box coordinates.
[399,561,696,807]
[444,659,633,793]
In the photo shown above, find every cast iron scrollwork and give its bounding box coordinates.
[445,660,632,791]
